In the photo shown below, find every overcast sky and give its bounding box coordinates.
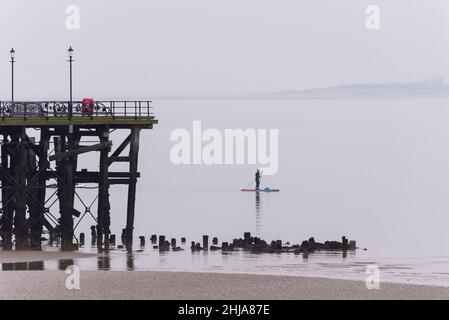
[0,0,448,99]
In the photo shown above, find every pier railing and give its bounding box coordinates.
[0,101,154,120]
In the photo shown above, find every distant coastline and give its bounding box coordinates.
[267,77,449,98]
[151,78,449,100]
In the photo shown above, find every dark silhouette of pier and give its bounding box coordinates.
[0,100,157,250]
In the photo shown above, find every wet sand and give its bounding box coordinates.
[1,270,449,300]
[0,250,97,263]
[1,250,449,299]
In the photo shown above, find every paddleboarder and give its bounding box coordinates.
[255,169,261,190]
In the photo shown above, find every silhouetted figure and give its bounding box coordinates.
[255,169,261,190]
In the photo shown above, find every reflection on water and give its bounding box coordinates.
[127,250,134,271]
[2,261,44,271]
[98,255,111,271]
[255,191,262,237]
[58,259,74,271]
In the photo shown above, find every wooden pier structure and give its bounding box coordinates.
[0,100,157,250]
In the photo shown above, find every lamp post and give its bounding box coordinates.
[68,46,74,119]
[10,48,15,103]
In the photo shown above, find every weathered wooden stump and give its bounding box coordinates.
[159,240,170,252]
[203,235,209,251]
[222,242,229,251]
[349,240,356,250]
[342,236,348,250]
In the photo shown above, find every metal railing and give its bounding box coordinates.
[0,101,154,121]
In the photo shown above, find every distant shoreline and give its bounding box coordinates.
[150,94,449,100]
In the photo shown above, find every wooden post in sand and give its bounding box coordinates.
[203,235,209,250]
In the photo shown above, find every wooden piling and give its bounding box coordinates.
[79,233,85,246]
[97,128,111,250]
[54,134,75,251]
[342,236,348,250]
[203,235,209,250]
[26,136,39,249]
[0,135,13,250]
[125,128,141,247]
[49,231,54,246]
[91,225,97,245]
[121,228,126,245]
[349,240,356,250]
[31,129,50,250]
[14,132,28,249]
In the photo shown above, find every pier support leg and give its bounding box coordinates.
[55,134,75,251]
[97,128,111,250]
[125,128,141,248]
[54,136,63,245]
[0,135,13,250]
[30,130,50,249]
[63,133,76,250]
[14,131,29,250]
[26,137,40,249]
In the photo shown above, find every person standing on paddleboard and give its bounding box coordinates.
[255,169,262,190]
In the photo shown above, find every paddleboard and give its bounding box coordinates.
[241,187,280,192]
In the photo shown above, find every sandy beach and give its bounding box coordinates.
[0,270,448,300]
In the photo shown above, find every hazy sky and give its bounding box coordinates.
[0,0,448,99]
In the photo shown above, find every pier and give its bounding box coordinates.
[0,100,157,250]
